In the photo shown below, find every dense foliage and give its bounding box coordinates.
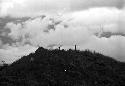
[0,47,125,86]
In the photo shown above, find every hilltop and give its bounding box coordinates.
[0,47,125,86]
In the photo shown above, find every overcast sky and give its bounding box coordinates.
[0,0,125,63]
[0,0,124,17]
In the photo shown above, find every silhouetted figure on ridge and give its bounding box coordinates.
[58,46,61,50]
[58,45,62,50]
[75,45,77,51]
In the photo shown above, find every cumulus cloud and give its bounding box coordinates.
[5,16,91,47]
[1,7,124,63]
[68,7,121,32]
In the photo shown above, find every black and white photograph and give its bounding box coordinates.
[0,0,125,85]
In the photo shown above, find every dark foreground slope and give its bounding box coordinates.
[0,47,125,86]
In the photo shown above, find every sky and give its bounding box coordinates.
[0,0,125,63]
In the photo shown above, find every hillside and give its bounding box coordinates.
[0,47,125,86]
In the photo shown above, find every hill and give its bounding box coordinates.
[0,47,125,86]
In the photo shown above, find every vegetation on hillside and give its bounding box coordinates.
[0,47,125,86]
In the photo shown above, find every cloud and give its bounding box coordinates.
[66,7,125,34]
[0,39,3,47]
[0,44,37,64]
[0,2,125,64]
[119,7,125,33]
[70,0,124,11]
[79,36,125,61]
[69,7,120,25]
[0,0,70,17]
[0,0,124,17]
[5,16,91,47]
[2,7,124,63]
